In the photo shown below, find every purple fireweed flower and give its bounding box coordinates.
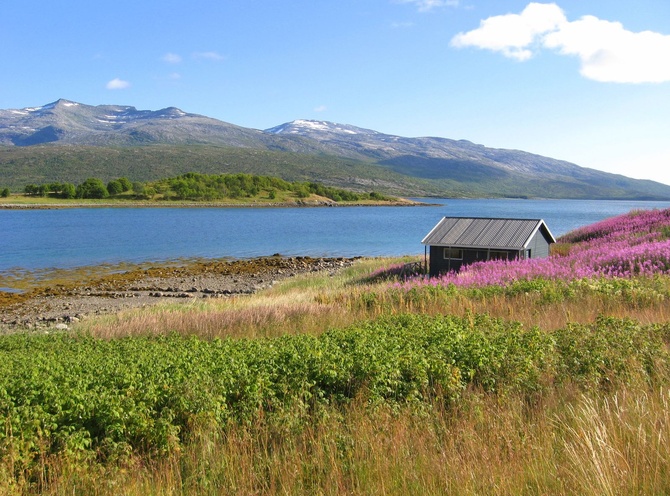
[392,208,670,291]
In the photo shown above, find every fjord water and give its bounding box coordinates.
[2,199,670,275]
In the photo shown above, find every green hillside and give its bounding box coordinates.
[0,144,440,197]
[2,144,670,200]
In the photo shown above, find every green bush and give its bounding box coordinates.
[2,314,666,468]
[107,179,124,196]
[118,177,132,192]
[76,177,109,199]
[60,183,76,199]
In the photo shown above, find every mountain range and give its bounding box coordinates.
[1,99,669,200]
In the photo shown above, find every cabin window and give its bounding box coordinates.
[488,250,510,261]
[443,248,463,260]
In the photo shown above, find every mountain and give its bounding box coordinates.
[1,99,669,200]
[0,99,310,151]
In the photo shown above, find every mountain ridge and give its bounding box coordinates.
[1,99,669,200]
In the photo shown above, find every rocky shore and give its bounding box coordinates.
[0,256,359,332]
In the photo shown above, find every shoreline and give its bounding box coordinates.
[0,255,364,332]
[0,198,435,210]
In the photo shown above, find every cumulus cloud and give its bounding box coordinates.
[450,2,670,83]
[162,52,182,64]
[451,3,565,61]
[106,78,131,90]
[193,51,226,62]
[396,0,459,12]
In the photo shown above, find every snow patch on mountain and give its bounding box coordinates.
[265,119,384,137]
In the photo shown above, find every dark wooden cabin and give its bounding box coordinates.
[422,217,556,276]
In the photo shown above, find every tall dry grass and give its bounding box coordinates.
[22,385,670,495]
[82,258,670,341]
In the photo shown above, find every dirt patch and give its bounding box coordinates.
[0,256,359,331]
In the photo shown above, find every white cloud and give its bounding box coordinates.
[451,3,565,61]
[106,78,131,90]
[193,51,226,62]
[162,52,182,64]
[450,2,670,83]
[314,105,327,112]
[543,16,670,83]
[396,0,458,12]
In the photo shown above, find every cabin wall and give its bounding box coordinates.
[429,246,459,276]
[527,231,551,258]
[428,246,521,276]
[428,244,532,277]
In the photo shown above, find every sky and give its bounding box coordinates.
[2,1,670,185]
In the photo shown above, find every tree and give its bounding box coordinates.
[76,178,109,199]
[38,184,50,197]
[24,184,39,196]
[293,184,311,199]
[132,182,146,198]
[107,179,124,196]
[1,188,10,198]
[61,183,76,199]
[118,177,132,192]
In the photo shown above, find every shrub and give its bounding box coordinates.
[60,183,76,199]
[117,177,132,192]
[76,178,109,199]
[107,179,124,196]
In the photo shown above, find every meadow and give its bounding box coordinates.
[2,208,670,495]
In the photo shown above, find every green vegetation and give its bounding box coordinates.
[24,182,77,199]
[150,172,391,202]
[13,172,395,203]
[1,315,666,463]
[0,144,438,197]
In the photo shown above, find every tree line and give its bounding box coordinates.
[22,177,135,199]
[17,172,391,202]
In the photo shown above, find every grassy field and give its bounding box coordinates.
[2,209,670,494]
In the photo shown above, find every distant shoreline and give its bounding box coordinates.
[0,198,435,209]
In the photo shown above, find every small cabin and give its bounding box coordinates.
[422,217,556,276]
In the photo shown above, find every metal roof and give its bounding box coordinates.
[421,217,556,249]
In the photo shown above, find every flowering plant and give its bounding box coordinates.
[395,208,670,290]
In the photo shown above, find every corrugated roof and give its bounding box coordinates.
[421,217,555,249]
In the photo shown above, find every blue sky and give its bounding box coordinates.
[3,1,670,185]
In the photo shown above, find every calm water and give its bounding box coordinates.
[2,199,670,274]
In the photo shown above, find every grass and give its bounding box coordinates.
[0,192,415,209]
[6,387,670,495]
[3,209,670,494]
